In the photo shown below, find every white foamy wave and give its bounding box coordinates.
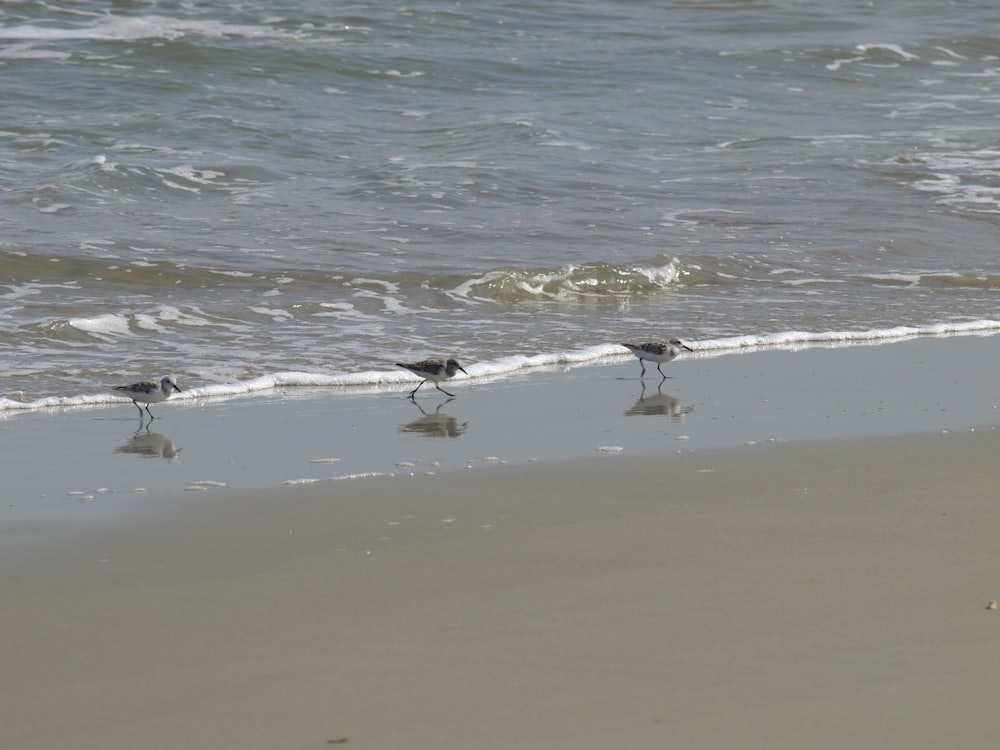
[909,148,1000,212]
[0,43,71,60]
[0,15,305,44]
[856,43,920,62]
[688,320,1000,353]
[827,43,919,72]
[448,259,681,302]
[61,306,221,339]
[0,282,46,302]
[0,391,126,412]
[2,323,998,414]
[68,313,132,336]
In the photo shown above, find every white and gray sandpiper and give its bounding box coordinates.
[621,338,694,379]
[395,358,468,398]
[111,375,182,420]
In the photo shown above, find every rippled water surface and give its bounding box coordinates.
[3,0,1000,406]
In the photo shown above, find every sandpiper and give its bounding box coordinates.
[111,375,182,419]
[395,358,468,398]
[621,339,693,379]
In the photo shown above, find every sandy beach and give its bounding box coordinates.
[3,335,1000,748]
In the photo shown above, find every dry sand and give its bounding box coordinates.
[5,428,1000,749]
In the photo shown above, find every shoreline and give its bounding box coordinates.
[1,333,998,514]
[5,320,1000,413]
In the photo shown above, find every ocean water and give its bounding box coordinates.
[2,0,1000,410]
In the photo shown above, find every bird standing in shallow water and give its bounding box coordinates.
[395,358,468,398]
[621,339,693,379]
[111,375,182,420]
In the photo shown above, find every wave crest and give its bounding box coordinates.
[448,257,682,303]
[4,321,999,415]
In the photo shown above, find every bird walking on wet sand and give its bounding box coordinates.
[621,339,693,379]
[395,358,468,398]
[111,375,182,420]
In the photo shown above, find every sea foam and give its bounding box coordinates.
[1,321,998,414]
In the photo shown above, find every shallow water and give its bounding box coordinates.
[2,335,997,513]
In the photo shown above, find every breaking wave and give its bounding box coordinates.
[3,320,998,414]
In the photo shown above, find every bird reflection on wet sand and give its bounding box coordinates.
[624,382,694,419]
[399,398,468,439]
[115,427,182,459]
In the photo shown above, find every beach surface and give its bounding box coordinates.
[3,335,1000,748]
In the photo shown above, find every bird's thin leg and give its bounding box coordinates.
[435,383,456,397]
[145,404,157,420]
[408,379,427,398]
[657,363,668,380]
[132,400,145,417]
[639,360,647,377]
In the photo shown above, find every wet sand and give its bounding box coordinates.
[3,335,1000,748]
